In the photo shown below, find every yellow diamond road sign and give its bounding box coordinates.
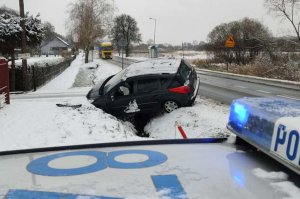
[225,35,235,48]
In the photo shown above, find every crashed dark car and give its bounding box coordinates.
[86,58,200,118]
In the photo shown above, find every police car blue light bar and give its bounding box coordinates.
[227,97,300,175]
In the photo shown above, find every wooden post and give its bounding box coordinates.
[19,0,29,91]
[32,65,36,91]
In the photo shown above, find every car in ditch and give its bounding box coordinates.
[86,58,200,118]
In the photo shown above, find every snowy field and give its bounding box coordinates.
[0,53,231,151]
[127,51,211,61]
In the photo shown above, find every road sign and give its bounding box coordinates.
[118,38,128,47]
[225,35,235,48]
[18,53,30,59]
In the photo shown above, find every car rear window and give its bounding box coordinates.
[137,79,159,93]
[178,62,192,82]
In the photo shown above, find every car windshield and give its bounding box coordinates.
[1,0,300,198]
[101,46,113,51]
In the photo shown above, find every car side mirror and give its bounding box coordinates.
[110,95,114,101]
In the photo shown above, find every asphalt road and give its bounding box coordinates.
[198,72,300,104]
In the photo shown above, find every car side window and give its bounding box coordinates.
[137,79,159,93]
[160,78,170,89]
[113,81,134,98]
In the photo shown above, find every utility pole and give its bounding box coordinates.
[19,0,28,91]
[149,17,157,45]
[19,0,27,53]
[182,42,185,58]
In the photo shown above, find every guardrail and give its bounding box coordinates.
[197,69,300,91]
[111,56,140,68]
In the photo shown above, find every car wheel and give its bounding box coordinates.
[163,100,179,113]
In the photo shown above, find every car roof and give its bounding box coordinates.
[121,58,182,80]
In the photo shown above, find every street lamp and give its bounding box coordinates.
[149,17,156,45]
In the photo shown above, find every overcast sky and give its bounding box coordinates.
[1,0,293,45]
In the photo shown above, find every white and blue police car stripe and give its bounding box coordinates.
[23,149,187,199]
[271,117,300,170]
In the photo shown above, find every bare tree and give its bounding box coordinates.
[207,18,273,66]
[68,0,114,63]
[111,14,142,57]
[42,21,55,42]
[265,0,300,42]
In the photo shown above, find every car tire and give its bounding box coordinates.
[163,100,179,113]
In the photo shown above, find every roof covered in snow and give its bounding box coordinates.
[56,36,69,46]
[122,58,182,79]
[41,36,69,48]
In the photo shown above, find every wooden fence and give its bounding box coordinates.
[10,55,76,91]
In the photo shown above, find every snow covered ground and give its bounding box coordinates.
[0,53,231,151]
[0,96,142,152]
[253,168,300,198]
[127,51,212,61]
[145,97,230,139]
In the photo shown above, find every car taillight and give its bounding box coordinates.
[168,86,191,94]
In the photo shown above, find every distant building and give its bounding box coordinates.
[40,36,69,55]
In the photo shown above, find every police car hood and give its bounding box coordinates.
[0,140,296,199]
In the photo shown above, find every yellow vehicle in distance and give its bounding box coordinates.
[99,42,113,59]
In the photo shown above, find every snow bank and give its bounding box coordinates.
[145,97,231,139]
[0,97,144,152]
